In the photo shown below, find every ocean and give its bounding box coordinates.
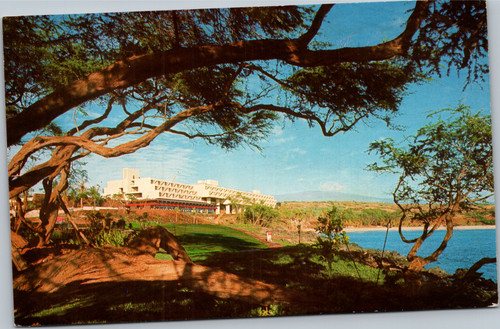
[347,228,498,282]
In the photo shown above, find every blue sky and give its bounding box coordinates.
[11,1,493,200]
[81,66,490,199]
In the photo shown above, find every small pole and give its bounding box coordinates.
[376,220,391,285]
[344,238,362,280]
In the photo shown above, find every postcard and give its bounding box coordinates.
[3,0,498,327]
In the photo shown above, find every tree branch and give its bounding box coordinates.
[466,193,494,203]
[461,257,496,281]
[169,128,239,140]
[238,103,370,137]
[8,101,223,199]
[297,4,334,46]
[8,63,247,198]
[67,97,116,136]
[6,1,431,146]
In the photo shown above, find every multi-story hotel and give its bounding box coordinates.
[103,168,277,214]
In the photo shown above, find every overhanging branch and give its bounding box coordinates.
[6,1,431,146]
[297,4,334,46]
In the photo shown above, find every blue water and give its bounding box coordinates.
[347,229,498,282]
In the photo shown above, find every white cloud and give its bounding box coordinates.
[271,125,284,136]
[87,145,197,186]
[319,181,346,192]
[271,135,296,145]
[290,147,307,155]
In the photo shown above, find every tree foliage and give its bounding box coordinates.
[243,204,280,226]
[315,206,349,278]
[367,105,494,271]
[410,0,488,84]
[3,0,489,245]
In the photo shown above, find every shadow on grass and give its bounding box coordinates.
[14,244,498,326]
[198,245,324,284]
[197,245,498,314]
[14,246,374,326]
[177,232,267,253]
[14,280,256,326]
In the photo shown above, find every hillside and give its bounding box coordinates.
[278,201,495,230]
[274,190,393,203]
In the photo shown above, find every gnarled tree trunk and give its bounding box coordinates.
[406,210,456,272]
[13,226,300,306]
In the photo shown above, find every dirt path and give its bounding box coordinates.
[230,227,282,248]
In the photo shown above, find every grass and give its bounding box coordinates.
[30,298,93,318]
[15,222,498,325]
[154,223,268,262]
[16,242,391,326]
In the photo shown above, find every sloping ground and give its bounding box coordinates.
[13,226,302,326]
[193,244,498,317]
[14,248,297,303]
[14,244,498,325]
[12,225,497,326]
[230,226,282,248]
[156,224,269,261]
[281,201,495,229]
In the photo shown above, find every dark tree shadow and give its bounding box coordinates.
[14,280,256,325]
[177,232,267,252]
[13,244,498,326]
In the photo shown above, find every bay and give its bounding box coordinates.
[347,228,498,282]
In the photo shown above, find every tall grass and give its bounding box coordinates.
[341,208,401,226]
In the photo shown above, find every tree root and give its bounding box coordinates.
[13,226,300,306]
[457,257,497,281]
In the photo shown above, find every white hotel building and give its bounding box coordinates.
[103,168,277,214]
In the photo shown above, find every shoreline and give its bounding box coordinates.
[344,225,496,233]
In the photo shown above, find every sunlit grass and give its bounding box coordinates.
[20,223,394,325]
[154,224,268,262]
[109,301,165,313]
[30,298,92,318]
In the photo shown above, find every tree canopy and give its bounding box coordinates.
[3,0,489,244]
[367,106,494,271]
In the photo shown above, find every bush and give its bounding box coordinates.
[250,304,283,317]
[315,206,349,278]
[51,227,74,243]
[242,204,280,226]
[466,208,496,225]
[360,208,396,226]
[339,208,400,226]
[84,211,130,246]
[94,230,128,247]
[85,211,106,242]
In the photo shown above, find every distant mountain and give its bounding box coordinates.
[274,190,393,203]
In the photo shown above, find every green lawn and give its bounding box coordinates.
[15,223,497,326]
[154,224,269,262]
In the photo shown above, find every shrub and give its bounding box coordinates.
[243,204,280,226]
[85,211,106,241]
[250,304,283,317]
[84,211,130,246]
[338,208,400,226]
[94,230,128,247]
[315,206,349,278]
[466,208,495,225]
